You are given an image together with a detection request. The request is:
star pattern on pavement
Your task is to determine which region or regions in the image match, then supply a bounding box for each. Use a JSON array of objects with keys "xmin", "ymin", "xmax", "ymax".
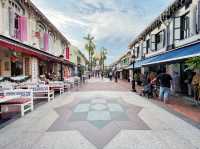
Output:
[{"xmin": 48, "ymin": 96, "xmax": 150, "ymax": 149}]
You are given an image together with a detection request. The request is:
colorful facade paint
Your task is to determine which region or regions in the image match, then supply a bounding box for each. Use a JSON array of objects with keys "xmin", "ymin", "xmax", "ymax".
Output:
[{"xmin": 0, "ymin": 0, "xmax": 82, "ymax": 81}]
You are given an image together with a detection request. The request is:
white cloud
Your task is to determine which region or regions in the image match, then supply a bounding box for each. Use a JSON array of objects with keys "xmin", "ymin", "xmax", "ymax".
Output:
[{"xmin": 32, "ymin": 0, "xmax": 174, "ymax": 64}]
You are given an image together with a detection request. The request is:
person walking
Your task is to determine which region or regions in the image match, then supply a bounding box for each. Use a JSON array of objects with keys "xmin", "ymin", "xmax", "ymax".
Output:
[
  {"xmin": 114, "ymin": 71, "xmax": 118, "ymax": 83},
  {"xmin": 101, "ymin": 71, "xmax": 104, "ymax": 80},
  {"xmin": 192, "ymin": 71, "xmax": 200, "ymax": 104},
  {"xmin": 153, "ymin": 71, "xmax": 172, "ymax": 104},
  {"xmin": 109, "ymin": 71, "xmax": 112, "ymax": 81}
]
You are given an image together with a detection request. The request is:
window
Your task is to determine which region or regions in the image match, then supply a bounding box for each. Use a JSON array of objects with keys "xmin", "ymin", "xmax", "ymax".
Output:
[
  {"xmin": 8, "ymin": 0, "xmax": 25, "ymax": 40},
  {"xmin": 9, "ymin": 0, "xmax": 25, "ymax": 15},
  {"xmin": 146, "ymin": 39, "xmax": 150, "ymax": 54},
  {"xmin": 136, "ymin": 47, "xmax": 139, "ymax": 58},
  {"xmin": 11, "ymin": 58, "xmax": 23, "ymax": 76},
  {"xmin": 36, "ymin": 23, "xmax": 46, "ymax": 49},
  {"xmin": 180, "ymin": 13, "xmax": 190, "ymax": 40},
  {"xmin": 174, "ymin": 13, "xmax": 190, "ymax": 41},
  {"xmin": 4, "ymin": 62, "xmax": 10, "ymax": 71},
  {"xmin": 153, "ymin": 30, "xmax": 165, "ymax": 51}
]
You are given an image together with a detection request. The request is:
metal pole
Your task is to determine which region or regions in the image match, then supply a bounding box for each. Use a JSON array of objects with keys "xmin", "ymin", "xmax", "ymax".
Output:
[
  {"xmin": 61, "ymin": 63, "xmax": 63, "ymax": 81},
  {"xmin": 132, "ymin": 61, "xmax": 136, "ymax": 92}
]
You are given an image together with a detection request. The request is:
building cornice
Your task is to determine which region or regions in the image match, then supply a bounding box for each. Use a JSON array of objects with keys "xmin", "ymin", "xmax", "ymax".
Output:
[{"xmin": 129, "ymin": 0, "xmax": 192, "ymax": 49}]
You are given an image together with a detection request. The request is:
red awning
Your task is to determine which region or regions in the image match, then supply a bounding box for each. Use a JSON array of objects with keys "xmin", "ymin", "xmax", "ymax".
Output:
[
  {"xmin": 0, "ymin": 36, "xmax": 74, "ymax": 66},
  {"xmin": 0, "ymin": 38, "xmax": 61, "ymax": 62}
]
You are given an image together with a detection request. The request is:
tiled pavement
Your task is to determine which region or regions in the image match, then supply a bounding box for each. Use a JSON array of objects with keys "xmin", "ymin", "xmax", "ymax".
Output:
[
  {"xmin": 134, "ymin": 83, "xmax": 200, "ymax": 125},
  {"xmin": 0, "ymin": 78, "xmax": 200, "ymax": 149}
]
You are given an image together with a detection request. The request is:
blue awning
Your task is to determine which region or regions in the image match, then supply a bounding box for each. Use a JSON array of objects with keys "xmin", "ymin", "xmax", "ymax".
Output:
[
  {"xmin": 134, "ymin": 56, "xmax": 158, "ymax": 68},
  {"xmin": 144, "ymin": 42, "xmax": 200, "ymax": 66}
]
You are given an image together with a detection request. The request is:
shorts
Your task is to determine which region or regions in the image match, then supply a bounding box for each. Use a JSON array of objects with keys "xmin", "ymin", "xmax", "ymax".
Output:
[{"xmin": 159, "ymin": 87, "xmax": 170, "ymax": 102}]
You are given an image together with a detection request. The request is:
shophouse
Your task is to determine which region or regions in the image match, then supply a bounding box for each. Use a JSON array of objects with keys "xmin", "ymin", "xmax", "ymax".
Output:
[
  {"xmin": 112, "ymin": 51, "xmax": 132, "ymax": 81},
  {"xmin": 69, "ymin": 45, "xmax": 88, "ymax": 76},
  {"xmin": 128, "ymin": 0, "xmax": 200, "ymax": 95},
  {"xmin": 0, "ymin": 0, "xmax": 74, "ymax": 82}
]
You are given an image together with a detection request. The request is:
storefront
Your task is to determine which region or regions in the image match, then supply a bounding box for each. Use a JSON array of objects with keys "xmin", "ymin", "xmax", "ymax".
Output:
[
  {"xmin": 122, "ymin": 68, "xmax": 129, "ymax": 81},
  {"xmin": 0, "ymin": 35, "xmax": 71, "ymax": 82},
  {"xmin": 0, "ymin": 48, "xmax": 31, "ymax": 77},
  {"xmin": 140, "ymin": 41, "xmax": 200, "ymax": 96}
]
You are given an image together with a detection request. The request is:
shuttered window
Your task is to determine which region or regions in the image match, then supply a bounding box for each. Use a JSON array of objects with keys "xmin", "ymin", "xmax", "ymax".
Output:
[
  {"xmin": 174, "ymin": 17, "xmax": 181, "ymax": 41},
  {"xmin": 197, "ymin": 1, "xmax": 200, "ymax": 33},
  {"xmin": 146, "ymin": 39, "xmax": 150, "ymax": 54},
  {"xmin": 9, "ymin": 8, "xmax": 15, "ymax": 37},
  {"xmin": 180, "ymin": 13, "xmax": 190, "ymax": 39},
  {"xmin": 151, "ymin": 34, "xmax": 156, "ymax": 51}
]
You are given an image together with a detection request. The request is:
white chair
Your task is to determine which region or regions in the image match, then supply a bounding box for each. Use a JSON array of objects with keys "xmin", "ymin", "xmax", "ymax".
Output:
[
  {"xmin": 2, "ymin": 89, "xmax": 34, "ymax": 117},
  {"xmin": 49, "ymin": 81, "xmax": 64, "ymax": 95},
  {"xmin": 29, "ymin": 85, "xmax": 54, "ymax": 102}
]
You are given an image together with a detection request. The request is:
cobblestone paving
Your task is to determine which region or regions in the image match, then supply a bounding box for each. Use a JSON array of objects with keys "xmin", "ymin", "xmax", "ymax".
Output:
[{"xmin": 0, "ymin": 79, "xmax": 200, "ymax": 149}]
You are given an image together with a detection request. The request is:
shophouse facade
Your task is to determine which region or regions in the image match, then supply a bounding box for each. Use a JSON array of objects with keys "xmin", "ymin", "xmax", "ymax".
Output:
[
  {"xmin": 127, "ymin": 0, "xmax": 200, "ymax": 95},
  {"xmin": 112, "ymin": 51, "xmax": 132, "ymax": 81},
  {"xmin": 0, "ymin": 0, "xmax": 75, "ymax": 82},
  {"xmin": 69, "ymin": 45, "xmax": 88, "ymax": 76}
]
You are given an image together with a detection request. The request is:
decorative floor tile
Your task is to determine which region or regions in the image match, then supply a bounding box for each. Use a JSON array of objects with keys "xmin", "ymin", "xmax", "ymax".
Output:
[
  {"xmin": 74, "ymin": 104, "xmax": 90, "ymax": 113},
  {"xmin": 87, "ymin": 111, "xmax": 111, "ymax": 121},
  {"xmin": 108, "ymin": 104, "xmax": 124, "ymax": 112},
  {"xmin": 48, "ymin": 95, "xmax": 150, "ymax": 149},
  {"xmin": 91, "ymin": 104, "xmax": 107, "ymax": 111},
  {"xmin": 91, "ymin": 99, "xmax": 107, "ymax": 104}
]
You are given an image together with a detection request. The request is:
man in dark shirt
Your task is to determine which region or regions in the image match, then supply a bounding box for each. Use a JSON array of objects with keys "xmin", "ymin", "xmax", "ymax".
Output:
[{"xmin": 156, "ymin": 72, "xmax": 172, "ymax": 104}]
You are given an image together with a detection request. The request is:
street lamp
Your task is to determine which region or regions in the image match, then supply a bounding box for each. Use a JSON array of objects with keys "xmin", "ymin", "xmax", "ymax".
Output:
[
  {"xmin": 131, "ymin": 49, "xmax": 136, "ymax": 92},
  {"xmin": 59, "ymin": 55, "xmax": 64, "ymax": 81}
]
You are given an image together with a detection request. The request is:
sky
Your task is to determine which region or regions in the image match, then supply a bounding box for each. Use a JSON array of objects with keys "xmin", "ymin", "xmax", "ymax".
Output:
[{"xmin": 32, "ymin": 0, "xmax": 174, "ymax": 65}]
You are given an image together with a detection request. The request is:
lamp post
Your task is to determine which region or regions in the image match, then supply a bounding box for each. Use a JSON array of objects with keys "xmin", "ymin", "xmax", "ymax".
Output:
[
  {"xmin": 131, "ymin": 50, "xmax": 136, "ymax": 92},
  {"xmin": 59, "ymin": 55, "xmax": 64, "ymax": 81}
]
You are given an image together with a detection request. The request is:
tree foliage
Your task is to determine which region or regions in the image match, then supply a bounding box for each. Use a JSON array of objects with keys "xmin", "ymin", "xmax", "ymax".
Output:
[
  {"xmin": 186, "ymin": 56, "xmax": 200, "ymax": 70},
  {"xmin": 84, "ymin": 34, "xmax": 96, "ymax": 70}
]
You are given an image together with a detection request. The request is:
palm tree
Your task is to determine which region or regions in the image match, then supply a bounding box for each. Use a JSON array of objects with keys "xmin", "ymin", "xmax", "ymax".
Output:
[
  {"xmin": 100, "ymin": 47, "xmax": 108, "ymax": 72},
  {"xmin": 84, "ymin": 34, "xmax": 95, "ymax": 71}
]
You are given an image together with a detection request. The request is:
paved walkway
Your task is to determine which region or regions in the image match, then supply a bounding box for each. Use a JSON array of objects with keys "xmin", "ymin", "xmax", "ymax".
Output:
[{"xmin": 0, "ymin": 78, "xmax": 200, "ymax": 149}]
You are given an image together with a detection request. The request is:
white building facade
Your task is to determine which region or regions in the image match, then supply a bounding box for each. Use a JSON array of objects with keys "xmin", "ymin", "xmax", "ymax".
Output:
[{"xmin": 129, "ymin": 0, "xmax": 200, "ymax": 94}]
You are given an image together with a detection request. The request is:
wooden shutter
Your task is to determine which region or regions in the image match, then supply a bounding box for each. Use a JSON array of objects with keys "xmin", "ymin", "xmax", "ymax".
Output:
[
  {"xmin": 49, "ymin": 34, "xmax": 54, "ymax": 51},
  {"xmin": 66, "ymin": 47, "xmax": 70, "ymax": 60},
  {"xmin": 162, "ymin": 30, "xmax": 166, "ymax": 48},
  {"xmin": 169, "ymin": 20, "xmax": 174, "ymax": 45},
  {"xmin": 43, "ymin": 32, "xmax": 49, "ymax": 51},
  {"xmin": 143, "ymin": 41, "xmax": 147, "ymax": 54},
  {"xmin": 9, "ymin": 8, "xmax": 15, "ymax": 37},
  {"xmin": 18, "ymin": 16, "xmax": 28, "ymax": 41},
  {"xmin": 151, "ymin": 34, "xmax": 156, "ymax": 51},
  {"xmin": 197, "ymin": 1, "xmax": 200, "ymax": 33},
  {"xmin": 174, "ymin": 17, "xmax": 181, "ymax": 41},
  {"xmin": 39, "ymin": 33, "xmax": 44, "ymax": 49}
]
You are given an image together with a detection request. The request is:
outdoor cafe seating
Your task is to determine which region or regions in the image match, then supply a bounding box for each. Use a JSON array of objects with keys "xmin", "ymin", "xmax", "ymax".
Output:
[
  {"xmin": 0, "ymin": 89, "xmax": 34, "ymax": 117},
  {"xmin": 49, "ymin": 81, "xmax": 64, "ymax": 95},
  {"xmin": 28, "ymin": 85, "xmax": 54, "ymax": 102}
]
